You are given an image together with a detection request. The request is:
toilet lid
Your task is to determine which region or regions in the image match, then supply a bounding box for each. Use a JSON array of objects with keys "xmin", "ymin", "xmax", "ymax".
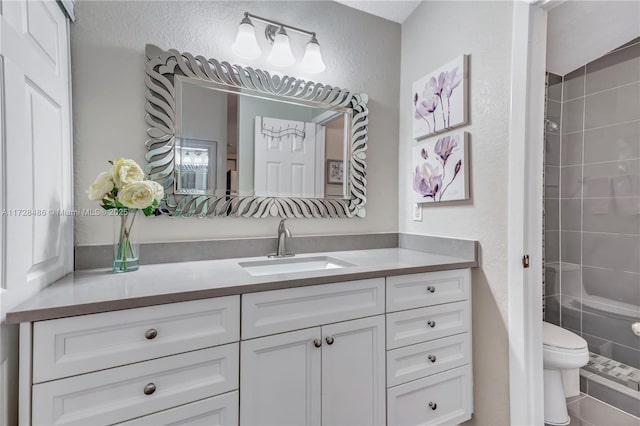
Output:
[{"xmin": 543, "ymin": 322, "xmax": 587, "ymax": 350}]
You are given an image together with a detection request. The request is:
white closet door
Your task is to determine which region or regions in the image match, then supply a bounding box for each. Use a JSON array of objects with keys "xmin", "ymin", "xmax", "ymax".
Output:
[
  {"xmin": 0, "ymin": 0, "xmax": 73, "ymax": 315},
  {"xmin": 254, "ymin": 116, "xmax": 317, "ymax": 198}
]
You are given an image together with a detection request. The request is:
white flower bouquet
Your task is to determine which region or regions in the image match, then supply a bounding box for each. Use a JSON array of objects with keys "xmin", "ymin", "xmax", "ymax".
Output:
[{"xmin": 87, "ymin": 158, "xmax": 164, "ymax": 272}]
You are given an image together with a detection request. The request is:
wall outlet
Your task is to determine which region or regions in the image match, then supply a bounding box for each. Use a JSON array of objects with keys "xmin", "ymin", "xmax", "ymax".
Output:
[{"xmin": 413, "ymin": 204, "xmax": 423, "ymax": 221}]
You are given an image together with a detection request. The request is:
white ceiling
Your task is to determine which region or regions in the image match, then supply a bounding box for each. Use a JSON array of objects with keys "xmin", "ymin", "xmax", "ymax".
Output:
[
  {"xmin": 333, "ymin": 0, "xmax": 421, "ymax": 24},
  {"xmin": 547, "ymin": 1, "xmax": 640, "ymax": 75}
]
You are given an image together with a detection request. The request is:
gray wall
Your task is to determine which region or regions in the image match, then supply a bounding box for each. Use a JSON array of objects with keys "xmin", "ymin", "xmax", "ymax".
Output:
[
  {"xmin": 72, "ymin": 1, "xmax": 400, "ymax": 245},
  {"xmin": 398, "ymin": 2, "xmax": 513, "ymax": 424},
  {"xmin": 544, "ymin": 38, "xmax": 640, "ymax": 369}
]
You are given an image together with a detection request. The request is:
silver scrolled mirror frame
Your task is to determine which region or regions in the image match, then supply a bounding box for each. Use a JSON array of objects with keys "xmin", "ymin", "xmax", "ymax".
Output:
[{"xmin": 143, "ymin": 44, "xmax": 368, "ymax": 218}]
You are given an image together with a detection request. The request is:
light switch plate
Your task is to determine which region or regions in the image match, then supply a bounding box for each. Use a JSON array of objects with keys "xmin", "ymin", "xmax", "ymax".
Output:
[{"xmin": 413, "ymin": 204, "xmax": 423, "ymax": 221}]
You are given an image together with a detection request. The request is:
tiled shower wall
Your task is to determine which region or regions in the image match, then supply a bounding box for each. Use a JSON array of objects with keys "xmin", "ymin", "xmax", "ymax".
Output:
[{"xmin": 544, "ymin": 39, "xmax": 640, "ymax": 371}]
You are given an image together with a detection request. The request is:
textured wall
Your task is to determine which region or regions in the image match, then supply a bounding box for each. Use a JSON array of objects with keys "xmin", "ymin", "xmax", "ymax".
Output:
[
  {"xmin": 72, "ymin": 1, "xmax": 400, "ymax": 245},
  {"xmin": 399, "ymin": 2, "xmax": 513, "ymax": 424}
]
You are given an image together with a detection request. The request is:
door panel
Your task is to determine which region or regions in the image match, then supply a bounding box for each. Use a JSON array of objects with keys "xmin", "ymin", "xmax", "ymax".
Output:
[
  {"xmin": 321, "ymin": 316, "xmax": 386, "ymax": 426},
  {"xmin": 240, "ymin": 327, "xmax": 321, "ymax": 426}
]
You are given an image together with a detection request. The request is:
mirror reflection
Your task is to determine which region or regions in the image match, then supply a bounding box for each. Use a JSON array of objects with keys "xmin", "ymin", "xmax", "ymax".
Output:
[{"xmin": 175, "ymin": 76, "xmax": 352, "ymax": 200}]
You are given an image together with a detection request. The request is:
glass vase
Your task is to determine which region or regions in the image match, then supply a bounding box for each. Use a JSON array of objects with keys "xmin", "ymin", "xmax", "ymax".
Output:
[{"xmin": 113, "ymin": 210, "xmax": 139, "ymax": 273}]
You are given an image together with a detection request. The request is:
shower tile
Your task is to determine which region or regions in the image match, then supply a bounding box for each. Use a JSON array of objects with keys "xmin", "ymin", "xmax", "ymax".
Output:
[
  {"xmin": 545, "ymin": 262, "xmax": 561, "ymax": 295},
  {"xmin": 560, "ymin": 294, "xmax": 582, "ymax": 332},
  {"xmin": 545, "ymin": 230, "xmax": 559, "ymax": 262},
  {"xmin": 563, "ymin": 98, "xmax": 585, "ymax": 134},
  {"xmin": 586, "ymin": 42, "xmax": 640, "ymax": 95},
  {"xmin": 586, "ymin": 378, "xmax": 640, "ymax": 419},
  {"xmin": 545, "ymin": 166, "xmax": 560, "ymax": 198},
  {"xmin": 561, "ymin": 231, "xmax": 582, "ymax": 264},
  {"xmin": 547, "ymin": 100, "xmax": 562, "ymax": 127},
  {"xmin": 582, "ymin": 266, "xmax": 640, "ymax": 309},
  {"xmin": 585, "ymin": 82, "xmax": 640, "ymax": 130},
  {"xmin": 548, "ymin": 73, "xmax": 563, "ymax": 102},
  {"xmin": 545, "ymin": 198, "xmax": 559, "ymax": 230},
  {"xmin": 582, "ymin": 232, "xmax": 640, "ymax": 273},
  {"xmin": 583, "ymin": 310, "xmax": 639, "ymax": 349},
  {"xmin": 583, "ymin": 159, "xmax": 640, "ymax": 198},
  {"xmin": 562, "ymin": 132, "xmax": 584, "ymax": 166},
  {"xmin": 544, "ymin": 295, "xmax": 560, "ymax": 325},
  {"xmin": 583, "ymin": 198, "xmax": 640, "ymax": 235},
  {"xmin": 564, "ymin": 66, "xmax": 586, "ymax": 101},
  {"xmin": 562, "ymin": 166, "xmax": 583, "ymax": 198},
  {"xmin": 561, "ymin": 198, "xmax": 582, "ymax": 231},
  {"xmin": 546, "ymin": 132, "xmax": 561, "ymax": 166},
  {"xmin": 583, "ymin": 121, "xmax": 640, "ymax": 165},
  {"xmin": 561, "ymin": 264, "xmax": 583, "ymax": 298}
]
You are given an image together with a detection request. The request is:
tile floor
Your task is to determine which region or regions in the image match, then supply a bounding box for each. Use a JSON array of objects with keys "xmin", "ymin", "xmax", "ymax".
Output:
[{"xmin": 556, "ymin": 394, "xmax": 640, "ymax": 426}]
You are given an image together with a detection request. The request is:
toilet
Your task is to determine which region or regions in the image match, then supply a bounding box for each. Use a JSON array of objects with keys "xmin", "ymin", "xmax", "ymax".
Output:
[{"xmin": 543, "ymin": 321, "xmax": 589, "ymax": 425}]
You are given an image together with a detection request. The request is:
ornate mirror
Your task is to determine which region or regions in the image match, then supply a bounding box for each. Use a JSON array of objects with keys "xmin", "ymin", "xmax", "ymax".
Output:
[{"xmin": 144, "ymin": 44, "xmax": 368, "ymax": 218}]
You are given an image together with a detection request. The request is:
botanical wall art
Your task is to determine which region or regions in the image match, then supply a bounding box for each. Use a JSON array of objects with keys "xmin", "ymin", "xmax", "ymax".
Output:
[
  {"xmin": 412, "ymin": 55, "xmax": 468, "ymax": 139},
  {"xmin": 412, "ymin": 131, "xmax": 469, "ymax": 203}
]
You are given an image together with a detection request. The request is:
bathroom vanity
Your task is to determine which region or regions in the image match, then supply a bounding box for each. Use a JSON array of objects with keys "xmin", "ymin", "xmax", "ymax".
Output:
[{"xmin": 7, "ymin": 248, "xmax": 476, "ymax": 426}]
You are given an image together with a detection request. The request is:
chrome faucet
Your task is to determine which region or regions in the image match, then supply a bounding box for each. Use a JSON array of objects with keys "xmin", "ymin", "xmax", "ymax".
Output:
[{"xmin": 270, "ymin": 219, "xmax": 294, "ymax": 258}]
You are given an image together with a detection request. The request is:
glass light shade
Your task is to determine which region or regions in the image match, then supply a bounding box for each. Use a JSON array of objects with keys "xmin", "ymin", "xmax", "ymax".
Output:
[
  {"xmin": 268, "ymin": 29, "xmax": 295, "ymax": 67},
  {"xmin": 232, "ymin": 22, "xmax": 262, "ymax": 59},
  {"xmin": 301, "ymin": 39, "xmax": 326, "ymax": 74}
]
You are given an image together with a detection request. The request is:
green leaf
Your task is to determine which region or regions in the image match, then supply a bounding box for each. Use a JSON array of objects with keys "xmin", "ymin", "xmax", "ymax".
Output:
[{"xmin": 142, "ymin": 206, "xmax": 154, "ymax": 216}]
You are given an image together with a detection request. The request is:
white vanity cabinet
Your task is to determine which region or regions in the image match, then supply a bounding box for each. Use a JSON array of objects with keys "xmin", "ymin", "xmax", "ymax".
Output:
[
  {"xmin": 19, "ymin": 268, "xmax": 473, "ymax": 426},
  {"xmin": 240, "ymin": 279, "xmax": 386, "ymax": 426},
  {"xmin": 25, "ymin": 296, "xmax": 241, "ymax": 426},
  {"xmin": 385, "ymin": 269, "xmax": 473, "ymax": 426}
]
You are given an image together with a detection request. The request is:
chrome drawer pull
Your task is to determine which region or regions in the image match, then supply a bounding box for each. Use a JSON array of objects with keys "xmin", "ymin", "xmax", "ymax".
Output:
[
  {"xmin": 428, "ymin": 354, "xmax": 437, "ymax": 363},
  {"xmin": 144, "ymin": 329, "xmax": 158, "ymax": 340},
  {"xmin": 428, "ymin": 402, "xmax": 437, "ymax": 410},
  {"xmin": 325, "ymin": 336, "xmax": 335, "ymax": 345},
  {"xmin": 426, "ymin": 286, "xmax": 436, "ymax": 293},
  {"xmin": 427, "ymin": 320, "xmax": 436, "ymax": 328},
  {"xmin": 313, "ymin": 339, "xmax": 322, "ymax": 348},
  {"xmin": 143, "ymin": 383, "xmax": 156, "ymax": 395}
]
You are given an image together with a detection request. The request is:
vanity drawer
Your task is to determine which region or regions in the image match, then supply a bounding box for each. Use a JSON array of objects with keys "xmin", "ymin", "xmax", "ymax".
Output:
[
  {"xmin": 32, "ymin": 343, "xmax": 239, "ymax": 426},
  {"xmin": 386, "ymin": 301, "xmax": 469, "ymax": 349},
  {"xmin": 387, "ymin": 365, "xmax": 473, "ymax": 426},
  {"xmin": 33, "ymin": 296, "xmax": 240, "ymax": 383},
  {"xmin": 386, "ymin": 269, "xmax": 470, "ymax": 312},
  {"xmin": 242, "ymin": 278, "xmax": 384, "ymax": 339},
  {"xmin": 387, "ymin": 333, "xmax": 471, "ymax": 387},
  {"xmin": 117, "ymin": 391, "xmax": 238, "ymax": 425}
]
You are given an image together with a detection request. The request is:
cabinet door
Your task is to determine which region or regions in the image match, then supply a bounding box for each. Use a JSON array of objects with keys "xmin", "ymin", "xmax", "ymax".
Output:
[
  {"xmin": 321, "ymin": 316, "xmax": 386, "ymax": 426},
  {"xmin": 240, "ymin": 328, "xmax": 321, "ymax": 426}
]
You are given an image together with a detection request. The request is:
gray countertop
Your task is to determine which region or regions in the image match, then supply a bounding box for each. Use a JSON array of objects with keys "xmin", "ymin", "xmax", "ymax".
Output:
[{"xmin": 6, "ymin": 248, "xmax": 477, "ymax": 324}]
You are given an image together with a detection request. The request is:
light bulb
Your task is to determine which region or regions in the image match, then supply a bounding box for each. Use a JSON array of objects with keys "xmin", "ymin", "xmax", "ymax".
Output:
[
  {"xmin": 232, "ymin": 15, "xmax": 262, "ymax": 60},
  {"xmin": 301, "ymin": 35, "xmax": 326, "ymax": 74},
  {"xmin": 268, "ymin": 26, "xmax": 295, "ymax": 67}
]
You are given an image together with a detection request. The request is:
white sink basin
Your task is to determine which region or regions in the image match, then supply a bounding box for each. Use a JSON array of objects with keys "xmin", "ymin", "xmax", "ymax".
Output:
[{"xmin": 239, "ymin": 256, "xmax": 355, "ymax": 277}]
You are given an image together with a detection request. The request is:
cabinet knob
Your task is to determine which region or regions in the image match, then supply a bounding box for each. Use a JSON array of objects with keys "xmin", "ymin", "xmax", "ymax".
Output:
[
  {"xmin": 426, "ymin": 286, "xmax": 436, "ymax": 293},
  {"xmin": 325, "ymin": 336, "xmax": 335, "ymax": 345},
  {"xmin": 428, "ymin": 354, "xmax": 437, "ymax": 363},
  {"xmin": 427, "ymin": 320, "xmax": 436, "ymax": 328},
  {"xmin": 428, "ymin": 402, "xmax": 437, "ymax": 410},
  {"xmin": 143, "ymin": 383, "xmax": 156, "ymax": 395},
  {"xmin": 145, "ymin": 329, "xmax": 158, "ymax": 340},
  {"xmin": 313, "ymin": 339, "xmax": 322, "ymax": 348}
]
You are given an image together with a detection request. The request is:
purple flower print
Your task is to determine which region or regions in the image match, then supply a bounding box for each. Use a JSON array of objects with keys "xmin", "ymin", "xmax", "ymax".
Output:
[
  {"xmin": 443, "ymin": 67, "xmax": 462, "ymax": 127},
  {"xmin": 413, "ymin": 164, "xmax": 442, "ymax": 199},
  {"xmin": 439, "ymin": 159, "xmax": 463, "ymax": 201},
  {"xmin": 421, "ymin": 148, "xmax": 428, "ymax": 159},
  {"xmin": 429, "ymin": 73, "xmax": 445, "ymax": 97},
  {"xmin": 415, "ymin": 95, "xmax": 439, "ymax": 132},
  {"xmin": 434, "ymin": 135, "xmax": 459, "ymax": 163}
]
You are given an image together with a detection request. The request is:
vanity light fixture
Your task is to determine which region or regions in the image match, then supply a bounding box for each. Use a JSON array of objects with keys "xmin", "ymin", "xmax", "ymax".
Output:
[{"xmin": 232, "ymin": 12, "xmax": 326, "ymax": 73}]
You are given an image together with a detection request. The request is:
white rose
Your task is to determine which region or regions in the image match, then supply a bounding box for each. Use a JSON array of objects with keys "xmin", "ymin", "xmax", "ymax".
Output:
[
  {"xmin": 151, "ymin": 181, "xmax": 164, "ymax": 203},
  {"xmin": 117, "ymin": 181, "xmax": 160, "ymax": 209},
  {"xmin": 87, "ymin": 171, "xmax": 114, "ymax": 200},
  {"xmin": 110, "ymin": 157, "xmax": 145, "ymax": 188}
]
